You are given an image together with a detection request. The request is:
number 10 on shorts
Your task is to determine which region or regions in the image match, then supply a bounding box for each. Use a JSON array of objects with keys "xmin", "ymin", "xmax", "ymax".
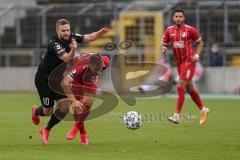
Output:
[{"xmin": 43, "ymin": 97, "xmax": 50, "ymax": 106}]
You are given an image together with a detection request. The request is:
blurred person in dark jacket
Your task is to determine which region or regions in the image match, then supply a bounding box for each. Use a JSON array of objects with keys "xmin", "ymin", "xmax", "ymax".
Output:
[{"xmin": 209, "ymin": 43, "xmax": 224, "ymax": 67}]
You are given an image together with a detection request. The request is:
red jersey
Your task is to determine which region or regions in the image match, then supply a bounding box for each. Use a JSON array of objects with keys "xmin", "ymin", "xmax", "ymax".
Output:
[
  {"xmin": 162, "ymin": 24, "xmax": 201, "ymax": 66},
  {"xmin": 67, "ymin": 53, "xmax": 110, "ymax": 99}
]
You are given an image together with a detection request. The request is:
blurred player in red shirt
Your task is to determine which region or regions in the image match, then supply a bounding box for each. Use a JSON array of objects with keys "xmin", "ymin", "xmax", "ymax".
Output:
[
  {"xmin": 63, "ymin": 53, "xmax": 110, "ymax": 145},
  {"xmin": 162, "ymin": 9, "xmax": 209, "ymax": 124}
]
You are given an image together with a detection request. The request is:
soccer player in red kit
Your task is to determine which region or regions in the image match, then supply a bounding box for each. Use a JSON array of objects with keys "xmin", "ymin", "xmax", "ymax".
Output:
[
  {"xmin": 161, "ymin": 9, "xmax": 209, "ymax": 124},
  {"xmin": 61, "ymin": 53, "xmax": 110, "ymax": 145}
]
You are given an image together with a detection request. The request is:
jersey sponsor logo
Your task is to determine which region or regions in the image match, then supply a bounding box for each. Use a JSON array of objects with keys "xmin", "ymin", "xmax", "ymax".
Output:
[
  {"xmin": 57, "ymin": 49, "xmax": 65, "ymax": 55},
  {"xmin": 54, "ymin": 43, "xmax": 64, "ymax": 52},
  {"xmin": 173, "ymin": 40, "xmax": 184, "ymax": 48},
  {"xmin": 54, "ymin": 43, "xmax": 65, "ymax": 55},
  {"xmin": 55, "ymin": 44, "xmax": 61, "ymax": 50}
]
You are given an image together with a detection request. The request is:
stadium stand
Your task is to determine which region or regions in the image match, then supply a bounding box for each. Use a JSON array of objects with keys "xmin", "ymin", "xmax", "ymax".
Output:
[
  {"xmin": 0, "ymin": 0, "xmax": 240, "ymax": 66},
  {"xmin": 0, "ymin": 1, "xmax": 126, "ymax": 51}
]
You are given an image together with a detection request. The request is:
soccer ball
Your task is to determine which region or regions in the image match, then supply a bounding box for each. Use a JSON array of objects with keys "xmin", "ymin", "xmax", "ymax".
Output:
[{"xmin": 123, "ymin": 111, "xmax": 142, "ymax": 130}]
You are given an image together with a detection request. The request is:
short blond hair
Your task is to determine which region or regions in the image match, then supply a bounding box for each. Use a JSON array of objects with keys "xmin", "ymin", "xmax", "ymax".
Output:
[{"xmin": 56, "ymin": 19, "xmax": 70, "ymax": 28}]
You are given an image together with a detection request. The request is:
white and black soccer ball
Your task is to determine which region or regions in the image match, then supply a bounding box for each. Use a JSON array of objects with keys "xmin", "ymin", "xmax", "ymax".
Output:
[{"xmin": 123, "ymin": 111, "xmax": 142, "ymax": 130}]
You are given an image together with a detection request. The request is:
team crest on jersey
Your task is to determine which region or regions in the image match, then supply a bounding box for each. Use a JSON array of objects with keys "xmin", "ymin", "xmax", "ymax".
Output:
[
  {"xmin": 181, "ymin": 32, "xmax": 186, "ymax": 38},
  {"xmin": 70, "ymin": 69, "xmax": 77, "ymax": 77}
]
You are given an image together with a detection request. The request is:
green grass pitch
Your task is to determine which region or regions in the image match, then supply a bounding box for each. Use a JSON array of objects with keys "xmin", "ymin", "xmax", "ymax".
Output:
[{"xmin": 0, "ymin": 93, "xmax": 239, "ymax": 160}]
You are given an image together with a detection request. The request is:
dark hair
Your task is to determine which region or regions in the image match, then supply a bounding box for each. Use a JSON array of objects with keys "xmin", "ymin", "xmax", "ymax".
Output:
[
  {"xmin": 89, "ymin": 54, "xmax": 103, "ymax": 68},
  {"xmin": 56, "ymin": 19, "xmax": 70, "ymax": 28},
  {"xmin": 172, "ymin": 9, "xmax": 185, "ymax": 17}
]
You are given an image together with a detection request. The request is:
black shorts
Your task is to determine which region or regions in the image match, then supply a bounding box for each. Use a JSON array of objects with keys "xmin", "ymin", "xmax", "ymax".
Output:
[{"xmin": 35, "ymin": 77, "xmax": 67, "ymax": 108}]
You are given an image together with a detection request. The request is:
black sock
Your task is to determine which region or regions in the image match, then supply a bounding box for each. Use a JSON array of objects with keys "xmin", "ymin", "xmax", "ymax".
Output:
[
  {"xmin": 46, "ymin": 109, "xmax": 67, "ymax": 131},
  {"xmin": 35, "ymin": 107, "xmax": 45, "ymax": 116}
]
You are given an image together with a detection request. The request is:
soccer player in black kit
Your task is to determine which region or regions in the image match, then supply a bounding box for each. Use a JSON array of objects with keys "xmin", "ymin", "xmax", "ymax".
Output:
[{"xmin": 32, "ymin": 19, "xmax": 109, "ymax": 145}]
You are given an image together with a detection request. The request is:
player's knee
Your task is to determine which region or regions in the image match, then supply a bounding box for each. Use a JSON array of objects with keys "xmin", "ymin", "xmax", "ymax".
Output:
[{"xmin": 177, "ymin": 84, "xmax": 186, "ymax": 89}]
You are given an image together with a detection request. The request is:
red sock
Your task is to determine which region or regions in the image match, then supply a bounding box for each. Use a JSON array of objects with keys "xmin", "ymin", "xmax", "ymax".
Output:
[
  {"xmin": 188, "ymin": 88, "xmax": 204, "ymax": 110},
  {"xmin": 176, "ymin": 86, "xmax": 185, "ymax": 113},
  {"xmin": 72, "ymin": 106, "xmax": 84, "ymax": 122},
  {"xmin": 78, "ymin": 121, "xmax": 86, "ymax": 135},
  {"xmin": 74, "ymin": 122, "xmax": 78, "ymax": 128}
]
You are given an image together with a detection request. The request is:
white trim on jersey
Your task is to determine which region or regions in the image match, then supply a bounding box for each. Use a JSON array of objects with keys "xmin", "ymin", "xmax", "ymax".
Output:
[
  {"xmin": 195, "ymin": 37, "xmax": 202, "ymax": 42},
  {"xmin": 167, "ymin": 26, "xmax": 174, "ymax": 29},
  {"xmin": 184, "ymin": 24, "xmax": 192, "ymax": 28},
  {"xmin": 173, "ymin": 27, "xmax": 179, "ymax": 65},
  {"xmin": 67, "ymin": 74, "xmax": 74, "ymax": 81},
  {"xmin": 180, "ymin": 29, "xmax": 184, "ymax": 63}
]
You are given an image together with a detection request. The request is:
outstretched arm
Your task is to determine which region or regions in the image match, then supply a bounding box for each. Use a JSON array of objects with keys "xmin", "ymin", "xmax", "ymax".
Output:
[{"xmin": 84, "ymin": 27, "xmax": 110, "ymax": 43}]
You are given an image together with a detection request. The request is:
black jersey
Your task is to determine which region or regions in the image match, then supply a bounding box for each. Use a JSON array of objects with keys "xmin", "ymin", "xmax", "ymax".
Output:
[{"xmin": 36, "ymin": 33, "xmax": 84, "ymax": 81}]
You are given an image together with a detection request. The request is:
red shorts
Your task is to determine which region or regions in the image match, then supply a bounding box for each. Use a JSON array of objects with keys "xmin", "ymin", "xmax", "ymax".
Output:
[{"xmin": 177, "ymin": 62, "xmax": 195, "ymax": 81}]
